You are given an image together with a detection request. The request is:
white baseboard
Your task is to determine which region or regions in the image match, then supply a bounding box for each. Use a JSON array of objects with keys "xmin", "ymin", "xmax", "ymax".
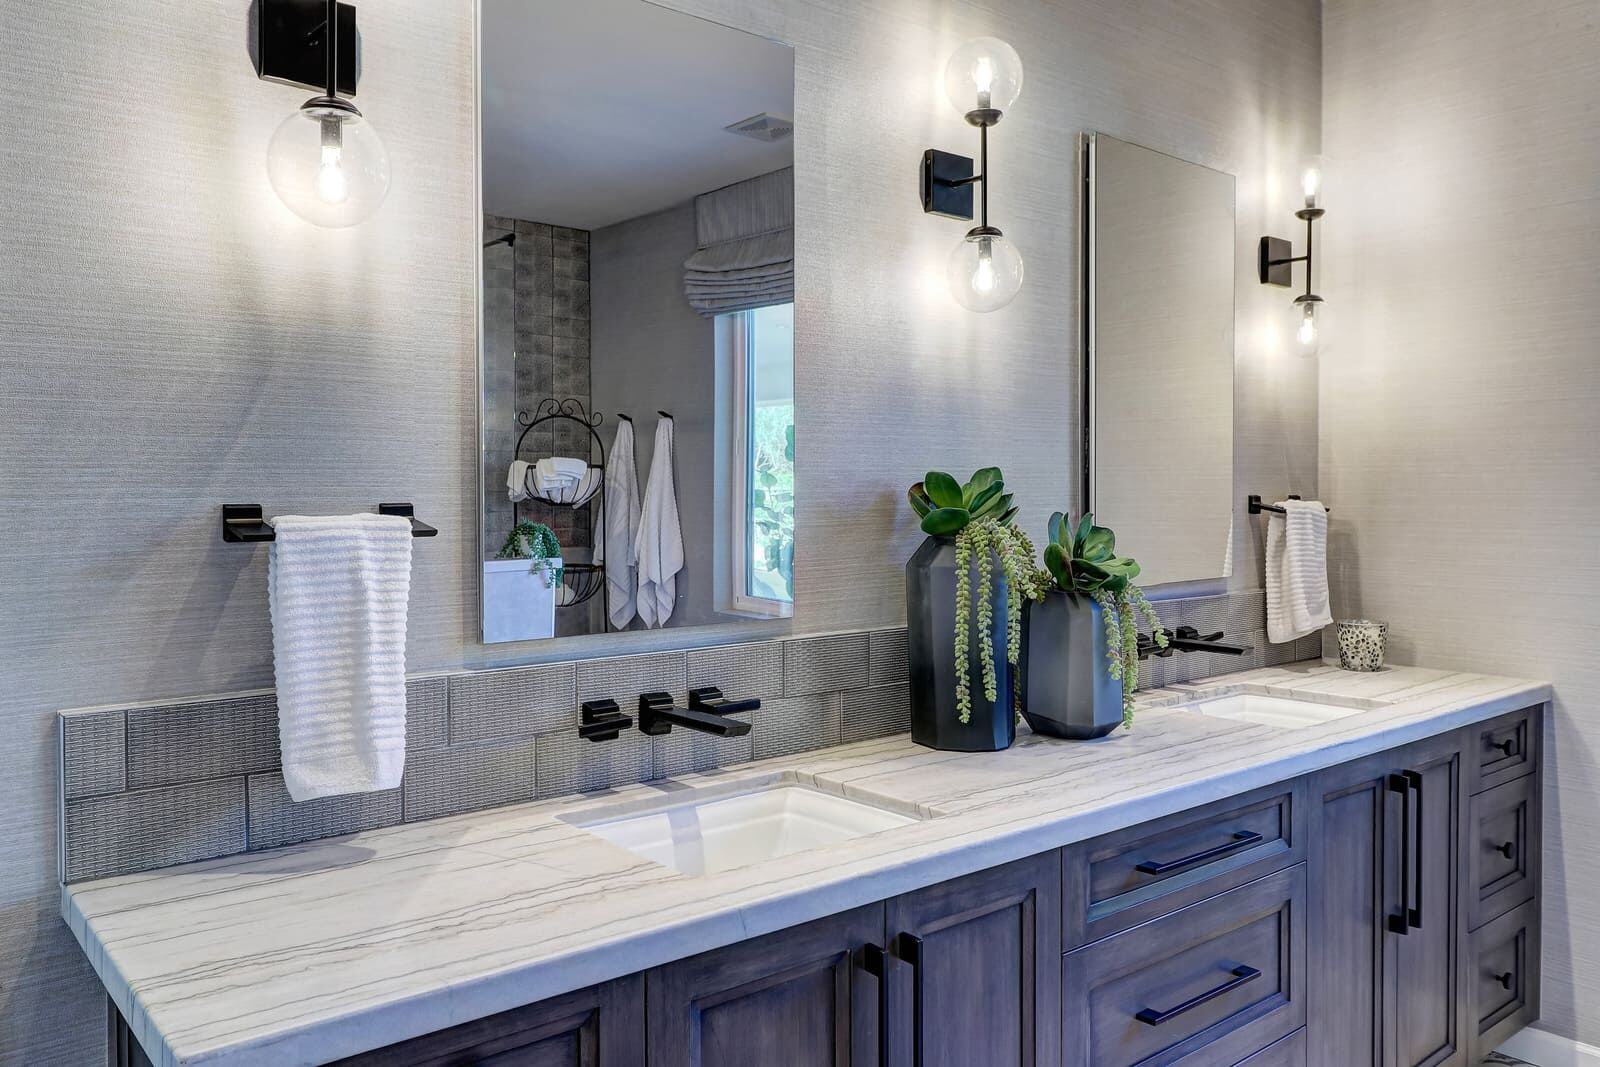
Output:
[{"xmin": 1499, "ymin": 1027, "xmax": 1600, "ymax": 1066}]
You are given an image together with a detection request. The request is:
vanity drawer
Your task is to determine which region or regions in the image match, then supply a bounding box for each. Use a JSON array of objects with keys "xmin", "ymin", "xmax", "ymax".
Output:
[
  {"xmin": 1063, "ymin": 780, "xmax": 1306, "ymax": 949},
  {"xmin": 1234, "ymin": 1027, "xmax": 1306, "ymax": 1067},
  {"xmin": 1469, "ymin": 900, "xmax": 1541, "ymax": 1062},
  {"xmin": 1467, "ymin": 706, "xmax": 1540, "ymax": 795},
  {"xmin": 1062, "ymin": 864, "xmax": 1306, "ymax": 1067},
  {"xmin": 1469, "ymin": 774, "xmax": 1539, "ymax": 930}
]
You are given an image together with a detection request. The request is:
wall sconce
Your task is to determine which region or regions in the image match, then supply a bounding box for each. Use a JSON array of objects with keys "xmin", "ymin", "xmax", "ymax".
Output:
[
  {"xmin": 1259, "ymin": 163, "xmax": 1325, "ymax": 347},
  {"xmin": 921, "ymin": 38, "xmax": 1025, "ymax": 313},
  {"xmin": 258, "ymin": 0, "xmax": 390, "ymax": 228}
]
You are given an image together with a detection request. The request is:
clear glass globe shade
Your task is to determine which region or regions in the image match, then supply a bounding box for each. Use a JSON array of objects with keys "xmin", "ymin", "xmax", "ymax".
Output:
[
  {"xmin": 947, "ymin": 232, "xmax": 1024, "ymax": 312},
  {"xmin": 267, "ymin": 106, "xmax": 390, "ymax": 228},
  {"xmin": 944, "ymin": 37, "xmax": 1024, "ymax": 116}
]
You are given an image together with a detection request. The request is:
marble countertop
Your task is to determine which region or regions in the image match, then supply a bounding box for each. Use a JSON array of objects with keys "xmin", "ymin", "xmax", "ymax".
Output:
[{"xmin": 63, "ymin": 661, "xmax": 1550, "ymax": 1067}]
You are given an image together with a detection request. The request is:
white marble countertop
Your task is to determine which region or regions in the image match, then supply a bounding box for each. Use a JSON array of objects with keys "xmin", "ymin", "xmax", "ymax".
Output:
[{"xmin": 63, "ymin": 661, "xmax": 1550, "ymax": 1067}]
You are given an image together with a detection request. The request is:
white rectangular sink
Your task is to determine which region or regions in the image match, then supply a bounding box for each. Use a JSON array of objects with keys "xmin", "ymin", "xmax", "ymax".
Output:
[
  {"xmin": 559, "ymin": 775, "xmax": 922, "ymax": 876},
  {"xmin": 1181, "ymin": 691, "xmax": 1371, "ymax": 730}
]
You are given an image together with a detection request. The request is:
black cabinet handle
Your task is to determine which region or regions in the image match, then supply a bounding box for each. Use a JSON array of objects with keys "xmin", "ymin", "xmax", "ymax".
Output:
[
  {"xmin": 862, "ymin": 943, "xmax": 889, "ymax": 1067},
  {"xmin": 1135, "ymin": 831, "xmax": 1264, "ymax": 875},
  {"xmin": 1496, "ymin": 971, "xmax": 1515, "ymax": 991},
  {"xmin": 1135, "ymin": 965, "xmax": 1262, "ymax": 1025},
  {"xmin": 898, "ymin": 933, "xmax": 925, "ymax": 1067},
  {"xmin": 1495, "ymin": 840, "xmax": 1517, "ymax": 860},
  {"xmin": 1489, "ymin": 736, "xmax": 1518, "ymax": 758},
  {"xmin": 1406, "ymin": 769, "xmax": 1424, "ymax": 930},
  {"xmin": 1387, "ymin": 774, "xmax": 1412, "ymax": 936}
]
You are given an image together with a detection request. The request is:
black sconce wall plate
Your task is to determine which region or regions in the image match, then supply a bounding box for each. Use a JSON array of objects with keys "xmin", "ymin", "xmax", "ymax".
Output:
[
  {"xmin": 921, "ymin": 149, "xmax": 976, "ymax": 221},
  {"xmin": 258, "ymin": 0, "xmax": 358, "ymax": 96},
  {"xmin": 1258, "ymin": 236, "xmax": 1295, "ymax": 287}
]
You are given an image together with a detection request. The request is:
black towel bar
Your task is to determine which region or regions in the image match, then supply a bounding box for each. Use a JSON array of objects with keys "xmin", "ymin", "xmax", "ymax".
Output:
[
  {"xmin": 222, "ymin": 503, "xmax": 438, "ymax": 543},
  {"xmin": 1247, "ymin": 494, "xmax": 1330, "ymax": 516}
]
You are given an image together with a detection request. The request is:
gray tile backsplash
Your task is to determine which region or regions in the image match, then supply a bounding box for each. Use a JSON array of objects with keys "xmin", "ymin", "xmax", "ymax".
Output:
[{"xmin": 59, "ymin": 589, "xmax": 1318, "ymax": 883}]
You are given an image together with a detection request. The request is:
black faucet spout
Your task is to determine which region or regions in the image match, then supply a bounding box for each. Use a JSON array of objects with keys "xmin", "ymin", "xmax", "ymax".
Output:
[{"xmin": 637, "ymin": 692, "xmax": 753, "ymax": 737}]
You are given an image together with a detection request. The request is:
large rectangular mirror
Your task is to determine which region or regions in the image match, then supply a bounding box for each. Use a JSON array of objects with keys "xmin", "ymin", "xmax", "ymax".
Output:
[
  {"xmin": 479, "ymin": 0, "xmax": 796, "ymax": 643},
  {"xmin": 1084, "ymin": 132, "xmax": 1235, "ymax": 587}
]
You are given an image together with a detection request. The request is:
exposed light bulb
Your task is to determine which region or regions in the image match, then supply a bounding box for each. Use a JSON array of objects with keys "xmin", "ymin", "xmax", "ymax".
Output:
[
  {"xmin": 973, "ymin": 56, "xmax": 995, "ymax": 109},
  {"xmin": 1296, "ymin": 303, "xmax": 1319, "ymax": 347},
  {"xmin": 316, "ymin": 144, "xmax": 349, "ymax": 204},
  {"xmin": 1301, "ymin": 166, "xmax": 1322, "ymax": 209},
  {"xmin": 943, "ymin": 38, "xmax": 1024, "ymax": 116},
  {"xmin": 973, "ymin": 238, "xmax": 997, "ymax": 293}
]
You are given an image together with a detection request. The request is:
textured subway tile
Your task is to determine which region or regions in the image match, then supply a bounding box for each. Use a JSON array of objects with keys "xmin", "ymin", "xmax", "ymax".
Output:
[
  {"xmin": 652, "ymin": 717, "xmax": 754, "ymax": 778},
  {"xmin": 784, "ymin": 633, "xmax": 869, "ymax": 697},
  {"xmin": 577, "ymin": 650, "xmax": 686, "ymax": 707},
  {"xmin": 1149, "ymin": 596, "xmax": 1188, "ymax": 630},
  {"xmin": 868, "ymin": 629, "xmax": 909, "ymax": 687},
  {"xmin": 686, "ymin": 642, "xmax": 784, "ymax": 701},
  {"xmin": 841, "ymin": 685, "xmax": 911, "ymax": 744},
  {"xmin": 407, "ymin": 676, "xmax": 449, "ymax": 751},
  {"xmin": 60, "ymin": 709, "xmax": 125, "ymax": 800},
  {"xmin": 247, "ymin": 774, "xmax": 402, "ymax": 851},
  {"xmin": 1295, "ymin": 631, "xmax": 1328, "ymax": 663},
  {"xmin": 1227, "ymin": 591, "xmax": 1268, "ymax": 639},
  {"xmin": 403, "ymin": 739, "xmax": 539, "ymax": 822},
  {"xmin": 63, "ymin": 779, "xmax": 246, "ymax": 883},
  {"xmin": 1184, "ymin": 594, "xmax": 1231, "ymax": 635},
  {"xmin": 755, "ymin": 694, "xmax": 843, "ymax": 760},
  {"xmin": 535, "ymin": 729, "xmax": 654, "ymax": 801},
  {"xmin": 448, "ymin": 663, "xmax": 575, "ymax": 743},
  {"xmin": 126, "ymin": 693, "xmax": 280, "ymax": 789}
]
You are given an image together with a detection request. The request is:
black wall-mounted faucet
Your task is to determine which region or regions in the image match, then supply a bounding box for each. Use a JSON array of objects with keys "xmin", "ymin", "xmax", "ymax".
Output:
[
  {"xmin": 1138, "ymin": 626, "xmax": 1253, "ymax": 660},
  {"xmin": 637, "ymin": 689, "xmax": 756, "ymax": 738}
]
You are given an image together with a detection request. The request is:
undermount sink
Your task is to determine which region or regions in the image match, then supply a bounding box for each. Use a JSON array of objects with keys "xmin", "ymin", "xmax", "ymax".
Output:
[
  {"xmin": 558, "ymin": 774, "xmax": 923, "ymax": 876},
  {"xmin": 1179, "ymin": 690, "xmax": 1373, "ymax": 730}
]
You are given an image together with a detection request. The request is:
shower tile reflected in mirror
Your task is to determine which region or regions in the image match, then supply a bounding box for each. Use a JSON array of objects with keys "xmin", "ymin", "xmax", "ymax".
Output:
[
  {"xmin": 479, "ymin": 0, "xmax": 795, "ymax": 644},
  {"xmin": 1084, "ymin": 133, "xmax": 1235, "ymax": 587}
]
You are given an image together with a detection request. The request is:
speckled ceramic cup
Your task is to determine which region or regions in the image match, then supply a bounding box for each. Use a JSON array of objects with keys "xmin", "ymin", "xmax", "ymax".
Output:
[{"xmin": 1336, "ymin": 619, "xmax": 1388, "ymax": 672}]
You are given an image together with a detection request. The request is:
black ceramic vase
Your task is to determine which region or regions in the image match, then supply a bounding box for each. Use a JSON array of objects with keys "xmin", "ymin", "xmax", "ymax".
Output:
[
  {"xmin": 905, "ymin": 535, "xmax": 1019, "ymax": 752},
  {"xmin": 1022, "ymin": 591, "xmax": 1124, "ymax": 740}
]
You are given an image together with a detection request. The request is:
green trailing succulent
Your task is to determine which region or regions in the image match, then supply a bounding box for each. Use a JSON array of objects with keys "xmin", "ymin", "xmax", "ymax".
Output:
[
  {"xmin": 1042, "ymin": 512, "xmax": 1166, "ymax": 728},
  {"xmin": 909, "ymin": 469, "xmax": 1046, "ymax": 723},
  {"xmin": 496, "ymin": 520, "xmax": 564, "ymax": 588}
]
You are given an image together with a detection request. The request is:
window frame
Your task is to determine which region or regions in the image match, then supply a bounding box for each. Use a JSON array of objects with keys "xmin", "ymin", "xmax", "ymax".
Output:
[{"xmin": 726, "ymin": 307, "xmax": 794, "ymax": 619}]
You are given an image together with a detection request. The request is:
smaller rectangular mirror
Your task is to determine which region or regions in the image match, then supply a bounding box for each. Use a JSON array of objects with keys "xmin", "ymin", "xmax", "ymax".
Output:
[{"xmin": 1084, "ymin": 133, "xmax": 1235, "ymax": 587}]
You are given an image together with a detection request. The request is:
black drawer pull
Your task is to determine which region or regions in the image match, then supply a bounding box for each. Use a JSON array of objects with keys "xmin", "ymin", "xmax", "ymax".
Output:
[
  {"xmin": 898, "ymin": 933, "xmax": 925, "ymax": 1067},
  {"xmin": 1387, "ymin": 774, "xmax": 1412, "ymax": 935},
  {"xmin": 1406, "ymin": 769, "xmax": 1424, "ymax": 930},
  {"xmin": 1495, "ymin": 971, "xmax": 1515, "ymax": 990},
  {"xmin": 1489, "ymin": 736, "xmax": 1518, "ymax": 758},
  {"xmin": 1136, "ymin": 831, "xmax": 1264, "ymax": 875},
  {"xmin": 861, "ymin": 943, "xmax": 890, "ymax": 1066},
  {"xmin": 1495, "ymin": 840, "xmax": 1517, "ymax": 860},
  {"xmin": 1135, "ymin": 964, "xmax": 1262, "ymax": 1025}
]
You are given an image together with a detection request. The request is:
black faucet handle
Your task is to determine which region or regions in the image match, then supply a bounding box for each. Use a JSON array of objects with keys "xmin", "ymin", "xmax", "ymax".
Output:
[
  {"xmin": 689, "ymin": 686, "xmax": 762, "ymax": 715},
  {"xmin": 1172, "ymin": 626, "xmax": 1226, "ymax": 643},
  {"xmin": 578, "ymin": 699, "xmax": 633, "ymax": 743}
]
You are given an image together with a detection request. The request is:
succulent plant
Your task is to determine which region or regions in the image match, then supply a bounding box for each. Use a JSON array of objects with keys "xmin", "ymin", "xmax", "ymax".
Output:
[
  {"xmin": 1042, "ymin": 512, "xmax": 1165, "ymax": 729},
  {"xmin": 907, "ymin": 467, "xmax": 1019, "ymax": 537},
  {"xmin": 907, "ymin": 469, "xmax": 1044, "ymax": 723}
]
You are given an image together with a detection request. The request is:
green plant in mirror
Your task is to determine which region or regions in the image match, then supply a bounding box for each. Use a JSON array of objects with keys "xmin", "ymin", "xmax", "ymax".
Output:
[
  {"xmin": 496, "ymin": 520, "xmax": 564, "ymax": 589},
  {"xmin": 1042, "ymin": 512, "xmax": 1165, "ymax": 728},
  {"xmin": 908, "ymin": 469, "xmax": 1045, "ymax": 723}
]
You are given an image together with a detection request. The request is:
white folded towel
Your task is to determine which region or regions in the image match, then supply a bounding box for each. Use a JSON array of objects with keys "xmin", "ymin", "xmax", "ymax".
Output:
[
  {"xmin": 595, "ymin": 420, "xmax": 640, "ymax": 629},
  {"xmin": 507, "ymin": 460, "xmax": 533, "ymax": 502},
  {"xmin": 634, "ymin": 417, "xmax": 684, "ymax": 628},
  {"xmin": 534, "ymin": 457, "xmax": 588, "ymax": 494},
  {"xmin": 1265, "ymin": 499, "xmax": 1332, "ymax": 644},
  {"xmin": 267, "ymin": 513, "xmax": 413, "ymax": 801}
]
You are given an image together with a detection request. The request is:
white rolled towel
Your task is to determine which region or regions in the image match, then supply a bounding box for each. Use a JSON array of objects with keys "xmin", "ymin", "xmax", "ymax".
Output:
[{"xmin": 268, "ymin": 513, "xmax": 412, "ymax": 801}]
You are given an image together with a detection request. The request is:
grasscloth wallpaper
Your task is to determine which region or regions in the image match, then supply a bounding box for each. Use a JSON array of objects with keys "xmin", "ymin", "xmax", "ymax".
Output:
[
  {"xmin": 1321, "ymin": 0, "xmax": 1600, "ymax": 1047},
  {"xmin": 0, "ymin": 0, "xmax": 1318, "ymax": 1058}
]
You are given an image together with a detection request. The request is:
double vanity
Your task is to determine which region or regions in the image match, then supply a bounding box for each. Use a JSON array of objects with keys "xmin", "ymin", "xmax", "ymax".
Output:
[{"xmin": 69, "ymin": 661, "xmax": 1546, "ymax": 1066}]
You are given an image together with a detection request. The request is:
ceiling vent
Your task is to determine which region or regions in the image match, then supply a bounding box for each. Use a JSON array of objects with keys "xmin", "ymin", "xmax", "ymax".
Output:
[{"xmin": 725, "ymin": 113, "xmax": 794, "ymax": 143}]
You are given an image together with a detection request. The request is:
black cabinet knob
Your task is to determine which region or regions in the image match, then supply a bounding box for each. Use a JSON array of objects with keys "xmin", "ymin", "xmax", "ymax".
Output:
[
  {"xmin": 1495, "ymin": 971, "xmax": 1515, "ymax": 990},
  {"xmin": 1495, "ymin": 840, "xmax": 1517, "ymax": 860},
  {"xmin": 1489, "ymin": 736, "xmax": 1518, "ymax": 758}
]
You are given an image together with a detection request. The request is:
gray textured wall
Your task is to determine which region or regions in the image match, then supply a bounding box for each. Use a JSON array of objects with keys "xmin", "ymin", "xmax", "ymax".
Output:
[
  {"xmin": 1320, "ymin": 0, "xmax": 1600, "ymax": 1046},
  {"xmin": 0, "ymin": 0, "xmax": 1319, "ymax": 1058}
]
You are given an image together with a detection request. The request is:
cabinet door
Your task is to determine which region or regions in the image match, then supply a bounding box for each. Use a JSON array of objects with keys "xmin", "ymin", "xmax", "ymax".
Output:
[
  {"xmin": 884, "ymin": 852, "xmax": 1061, "ymax": 1067},
  {"xmin": 646, "ymin": 903, "xmax": 886, "ymax": 1067},
  {"xmin": 1389, "ymin": 744, "xmax": 1467, "ymax": 1067},
  {"xmin": 325, "ymin": 975, "xmax": 645, "ymax": 1066}
]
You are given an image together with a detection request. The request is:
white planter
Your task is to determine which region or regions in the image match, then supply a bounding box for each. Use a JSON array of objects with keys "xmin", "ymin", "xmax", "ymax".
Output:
[{"xmin": 483, "ymin": 556, "xmax": 562, "ymax": 643}]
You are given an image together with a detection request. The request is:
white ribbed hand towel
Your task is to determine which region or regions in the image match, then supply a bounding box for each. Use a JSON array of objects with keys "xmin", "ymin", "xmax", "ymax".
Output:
[
  {"xmin": 267, "ymin": 513, "xmax": 413, "ymax": 801},
  {"xmin": 634, "ymin": 417, "xmax": 684, "ymax": 629},
  {"xmin": 596, "ymin": 419, "xmax": 640, "ymax": 629},
  {"xmin": 1265, "ymin": 499, "xmax": 1332, "ymax": 644}
]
